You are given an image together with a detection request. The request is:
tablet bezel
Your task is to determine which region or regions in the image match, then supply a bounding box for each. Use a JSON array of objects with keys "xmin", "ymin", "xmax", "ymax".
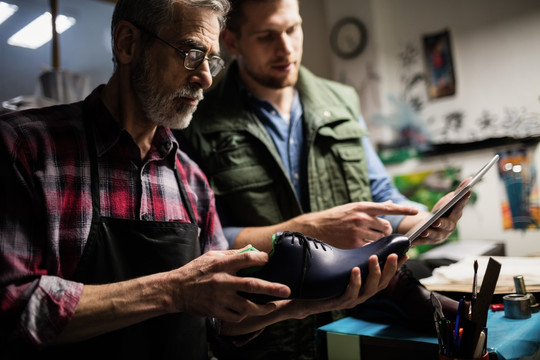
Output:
[{"xmin": 404, "ymin": 154, "xmax": 500, "ymax": 241}]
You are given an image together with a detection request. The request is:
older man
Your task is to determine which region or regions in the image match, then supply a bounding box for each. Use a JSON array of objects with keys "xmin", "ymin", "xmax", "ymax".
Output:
[{"xmin": 0, "ymin": 0, "xmax": 402, "ymax": 358}]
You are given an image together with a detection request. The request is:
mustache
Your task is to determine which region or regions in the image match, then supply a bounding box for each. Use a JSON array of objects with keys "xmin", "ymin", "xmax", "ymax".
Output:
[
  {"xmin": 271, "ymin": 56, "xmax": 296, "ymax": 64},
  {"xmin": 174, "ymin": 86, "xmax": 204, "ymax": 101}
]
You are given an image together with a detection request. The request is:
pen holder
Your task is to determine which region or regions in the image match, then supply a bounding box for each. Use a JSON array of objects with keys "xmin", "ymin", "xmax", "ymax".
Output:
[{"xmin": 439, "ymin": 351, "xmax": 489, "ymax": 360}]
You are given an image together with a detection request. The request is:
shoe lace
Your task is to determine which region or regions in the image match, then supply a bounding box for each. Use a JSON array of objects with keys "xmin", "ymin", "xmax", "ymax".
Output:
[
  {"xmin": 280, "ymin": 231, "xmax": 328, "ymax": 297},
  {"xmin": 280, "ymin": 231, "xmax": 328, "ymax": 253}
]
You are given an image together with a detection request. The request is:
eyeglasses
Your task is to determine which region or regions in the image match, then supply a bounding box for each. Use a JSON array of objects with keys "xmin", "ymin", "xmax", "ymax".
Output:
[{"xmin": 132, "ymin": 22, "xmax": 225, "ymax": 77}]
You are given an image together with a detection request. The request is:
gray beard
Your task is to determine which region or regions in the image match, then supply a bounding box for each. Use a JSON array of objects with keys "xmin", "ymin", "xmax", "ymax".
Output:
[
  {"xmin": 132, "ymin": 50, "xmax": 203, "ymax": 129},
  {"xmin": 142, "ymin": 87, "xmax": 203, "ymax": 130}
]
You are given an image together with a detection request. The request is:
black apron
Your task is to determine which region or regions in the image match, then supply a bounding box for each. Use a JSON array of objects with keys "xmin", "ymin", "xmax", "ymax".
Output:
[{"xmin": 47, "ymin": 99, "xmax": 207, "ymax": 359}]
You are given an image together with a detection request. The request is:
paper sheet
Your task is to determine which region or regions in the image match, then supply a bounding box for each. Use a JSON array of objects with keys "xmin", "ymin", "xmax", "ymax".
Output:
[{"xmin": 420, "ymin": 256, "xmax": 540, "ymax": 290}]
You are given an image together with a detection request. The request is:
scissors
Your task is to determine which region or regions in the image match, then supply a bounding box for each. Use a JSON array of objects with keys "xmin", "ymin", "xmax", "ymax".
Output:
[{"xmin": 431, "ymin": 292, "xmax": 450, "ymax": 354}]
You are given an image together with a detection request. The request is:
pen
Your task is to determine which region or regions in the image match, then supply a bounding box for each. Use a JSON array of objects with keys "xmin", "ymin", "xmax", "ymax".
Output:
[
  {"xmin": 473, "ymin": 328, "xmax": 487, "ymax": 358},
  {"xmin": 454, "ymin": 297, "xmax": 464, "ymax": 353}
]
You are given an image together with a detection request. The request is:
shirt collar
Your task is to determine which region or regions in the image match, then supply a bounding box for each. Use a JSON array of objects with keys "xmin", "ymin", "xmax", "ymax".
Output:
[
  {"xmin": 85, "ymin": 86, "xmax": 178, "ymax": 166},
  {"xmin": 235, "ymin": 72, "xmax": 301, "ymax": 117}
]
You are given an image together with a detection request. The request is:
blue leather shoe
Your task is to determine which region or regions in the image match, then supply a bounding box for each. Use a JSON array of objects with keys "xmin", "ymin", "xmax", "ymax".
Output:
[{"xmin": 238, "ymin": 231, "xmax": 410, "ymax": 304}]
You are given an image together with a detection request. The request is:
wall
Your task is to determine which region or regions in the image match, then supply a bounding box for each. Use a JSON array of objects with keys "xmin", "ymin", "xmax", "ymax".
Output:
[
  {"xmin": 318, "ymin": 0, "xmax": 540, "ymax": 256},
  {"xmin": 299, "ymin": 0, "xmax": 332, "ymax": 79},
  {"xmin": 0, "ymin": 0, "xmax": 114, "ymax": 103},
  {"xmin": 371, "ymin": 0, "xmax": 540, "ymax": 145},
  {"xmin": 318, "ymin": 0, "xmax": 540, "ymax": 144}
]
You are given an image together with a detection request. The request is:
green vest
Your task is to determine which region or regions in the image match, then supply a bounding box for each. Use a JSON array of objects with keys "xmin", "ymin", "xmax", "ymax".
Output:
[{"xmin": 180, "ymin": 63, "xmax": 372, "ymax": 228}]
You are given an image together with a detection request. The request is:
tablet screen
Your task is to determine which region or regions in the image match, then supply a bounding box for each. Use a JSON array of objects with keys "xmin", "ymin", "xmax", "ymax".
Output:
[{"xmin": 404, "ymin": 154, "xmax": 500, "ymax": 241}]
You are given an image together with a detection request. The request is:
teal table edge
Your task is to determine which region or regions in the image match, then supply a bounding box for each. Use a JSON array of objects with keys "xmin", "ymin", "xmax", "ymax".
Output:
[{"xmin": 318, "ymin": 311, "xmax": 540, "ymax": 360}]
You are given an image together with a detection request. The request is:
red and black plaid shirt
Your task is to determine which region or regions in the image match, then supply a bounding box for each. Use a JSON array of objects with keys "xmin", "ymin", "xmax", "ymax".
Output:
[{"xmin": 0, "ymin": 86, "xmax": 227, "ymax": 348}]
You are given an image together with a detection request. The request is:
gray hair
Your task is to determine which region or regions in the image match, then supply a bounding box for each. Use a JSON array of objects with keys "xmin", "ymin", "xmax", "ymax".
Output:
[{"xmin": 111, "ymin": 0, "xmax": 230, "ymax": 66}]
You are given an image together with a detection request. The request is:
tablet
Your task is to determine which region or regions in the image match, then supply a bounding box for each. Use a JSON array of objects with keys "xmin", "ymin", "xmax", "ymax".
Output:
[{"xmin": 404, "ymin": 154, "xmax": 500, "ymax": 241}]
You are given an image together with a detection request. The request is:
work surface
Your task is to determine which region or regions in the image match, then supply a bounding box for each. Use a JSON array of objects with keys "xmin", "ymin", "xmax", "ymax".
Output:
[
  {"xmin": 317, "ymin": 311, "xmax": 540, "ymax": 360},
  {"xmin": 420, "ymin": 256, "xmax": 540, "ymax": 294}
]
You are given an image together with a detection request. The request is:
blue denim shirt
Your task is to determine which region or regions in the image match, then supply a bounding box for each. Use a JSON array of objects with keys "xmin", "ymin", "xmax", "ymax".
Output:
[{"xmin": 247, "ymin": 89, "xmax": 308, "ymax": 211}]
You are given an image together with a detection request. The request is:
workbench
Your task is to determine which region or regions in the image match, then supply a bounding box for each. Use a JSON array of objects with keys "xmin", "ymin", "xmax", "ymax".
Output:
[{"xmin": 317, "ymin": 310, "xmax": 540, "ymax": 360}]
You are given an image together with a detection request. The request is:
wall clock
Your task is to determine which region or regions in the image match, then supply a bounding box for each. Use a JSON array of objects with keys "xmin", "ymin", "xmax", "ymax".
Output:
[{"xmin": 330, "ymin": 17, "xmax": 368, "ymax": 59}]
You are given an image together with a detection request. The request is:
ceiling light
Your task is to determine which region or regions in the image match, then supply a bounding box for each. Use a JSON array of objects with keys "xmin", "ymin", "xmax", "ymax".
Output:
[
  {"xmin": 7, "ymin": 12, "xmax": 76, "ymax": 49},
  {"xmin": 0, "ymin": 2, "xmax": 18, "ymax": 25}
]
